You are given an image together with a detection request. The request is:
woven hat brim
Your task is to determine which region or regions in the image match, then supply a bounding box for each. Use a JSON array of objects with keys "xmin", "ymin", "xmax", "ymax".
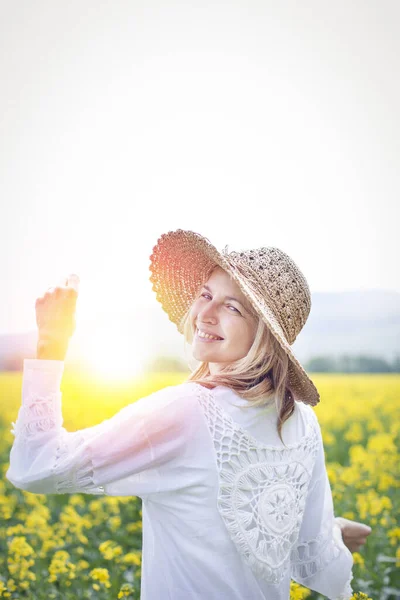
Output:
[{"xmin": 149, "ymin": 229, "xmax": 320, "ymax": 407}]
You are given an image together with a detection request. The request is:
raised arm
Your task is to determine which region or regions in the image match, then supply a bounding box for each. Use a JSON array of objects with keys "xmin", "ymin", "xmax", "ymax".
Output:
[{"xmin": 6, "ymin": 359, "xmax": 193, "ymax": 497}]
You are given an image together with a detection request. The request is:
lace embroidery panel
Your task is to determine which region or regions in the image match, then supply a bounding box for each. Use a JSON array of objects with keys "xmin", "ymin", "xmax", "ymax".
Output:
[
  {"xmin": 290, "ymin": 515, "xmax": 353, "ymax": 582},
  {"xmin": 11, "ymin": 392, "xmax": 105, "ymax": 495},
  {"xmin": 193, "ymin": 384, "xmax": 319, "ymax": 585},
  {"xmin": 53, "ymin": 429, "xmax": 105, "ymax": 495},
  {"xmin": 11, "ymin": 392, "xmax": 64, "ymax": 439}
]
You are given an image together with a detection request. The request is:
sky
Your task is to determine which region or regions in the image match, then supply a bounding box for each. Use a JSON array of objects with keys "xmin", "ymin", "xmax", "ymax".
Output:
[{"xmin": 1, "ymin": 1, "xmax": 399, "ymax": 375}]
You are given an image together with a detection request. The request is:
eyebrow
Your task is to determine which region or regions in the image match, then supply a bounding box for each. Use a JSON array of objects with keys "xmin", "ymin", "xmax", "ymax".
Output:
[{"xmin": 202, "ymin": 284, "xmax": 248, "ymax": 310}]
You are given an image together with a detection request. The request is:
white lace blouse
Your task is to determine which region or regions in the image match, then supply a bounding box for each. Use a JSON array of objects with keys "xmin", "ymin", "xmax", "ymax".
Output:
[{"xmin": 6, "ymin": 359, "xmax": 354, "ymax": 600}]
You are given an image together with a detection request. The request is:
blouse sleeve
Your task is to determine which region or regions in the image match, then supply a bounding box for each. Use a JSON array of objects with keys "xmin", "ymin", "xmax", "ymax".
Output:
[
  {"xmin": 6, "ymin": 359, "xmax": 194, "ymax": 499},
  {"xmin": 290, "ymin": 407, "xmax": 354, "ymax": 600}
]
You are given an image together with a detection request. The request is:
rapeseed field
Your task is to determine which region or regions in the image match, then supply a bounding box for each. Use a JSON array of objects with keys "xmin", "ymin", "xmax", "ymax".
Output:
[{"xmin": 0, "ymin": 372, "xmax": 398, "ymax": 599}]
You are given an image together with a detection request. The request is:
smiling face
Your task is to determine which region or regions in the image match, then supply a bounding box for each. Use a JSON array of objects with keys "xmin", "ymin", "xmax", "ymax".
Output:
[{"xmin": 189, "ymin": 266, "xmax": 259, "ymax": 374}]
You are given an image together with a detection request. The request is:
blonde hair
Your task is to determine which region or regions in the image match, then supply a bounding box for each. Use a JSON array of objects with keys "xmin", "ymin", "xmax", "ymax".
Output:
[{"xmin": 181, "ymin": 267, "xmax": 295, "ymax": 446}]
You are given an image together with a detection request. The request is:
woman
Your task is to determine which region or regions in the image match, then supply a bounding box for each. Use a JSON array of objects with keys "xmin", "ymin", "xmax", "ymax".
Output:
[{"xmin": 7, "ymin": 229, "xmax": 371, "ymax": 599}]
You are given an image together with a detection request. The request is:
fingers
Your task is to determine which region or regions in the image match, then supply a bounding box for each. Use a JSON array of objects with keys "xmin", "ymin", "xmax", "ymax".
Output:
[
  {"xmin": 335, "ymin": 517, "xmax": 372, "ymax": 554},
  {"xmin": 39, "ymin": 287, "xmax": 76, "ymax": 305},
  {"xmin": 336, "ymin": 517, "xmax": 372, "ymax": 535},
  {"xmin": 35, "ymin": 275, "xmax": 80, "ymax": 339},
  {"xmin": 40, "ymin": 274, "xmax": 80, "ymax": 302},
  {"xmin": 66, "ymin": 273, "xmax": 80, "ymax": 293},
  {"xmin": 359, "ymin": 526, "xmax": 372, "ymax": 537}
]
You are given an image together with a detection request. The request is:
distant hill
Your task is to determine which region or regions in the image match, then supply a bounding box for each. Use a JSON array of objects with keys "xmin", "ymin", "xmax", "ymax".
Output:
[
  {"xmin": 0, "ymin": 289, "xmax": 399, "ymax": 370},
  {"xmin": 0, "ymin": 331, "xmax": 38, "ymax": 370},
  {"xmin": 291, "ymin": 289, "xmax": 400, "ymax": 363}
]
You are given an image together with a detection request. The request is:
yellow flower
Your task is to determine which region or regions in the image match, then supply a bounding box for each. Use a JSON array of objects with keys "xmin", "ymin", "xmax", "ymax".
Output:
[
  {"xmin": 378, "ymin": 473, "xmax": 397, "ymax": 492},
  {"xmin": 19, "ymin": 581, "xmax": 31, "ymax": 591},
  {"xmin": 7, "ymin": 536, "xmax": 34, "ymax": 557},
  {"xmin": 322, "ymin": 430, "xmax": 335, "ymax": 445},
  {"xmin": 6, "ymin": 581, "xmax": 16, "ymax": 592},
  {"xmin": 118, "ymin": 583, "xmax": 135, "ymax": 598},
  {"xmin": 6, "ymin": 537, "xmax": 35, "ymax": 585},
  {"xmin": 349, "ymin": 445, "xmax": 368, "ymax": 465},
  {"xmin": 342, "ymin": 511, "xmax": 355, "ymax": 520},
  {"xmin": 352, "ymin": 552, "xmax": 365, "ymax": 568},
  {"xmin": 6, "ymin": 524, "xmax": 26, "ymax": 537},
  {"xmin": 340, "ymin": 466, "xmax": 360, "ymax": 487},
  {"xmin": 326, "ymin": 465, "xmax": 337, "ymax": 485},
  {"xmin": 126, "ymin": 521, "xmax": 142, "ymax": 533},
  {"xmin": 89, "ymin": 568, "xmax": 112, "ymax": 589},
  {"xmin": 99, "ymin": 540, "xmax": 123, "ymax": 560},
  {"xmin": 388, "ymin": 527, "xmax": 400, "ymax": 546},
  {"xmin": 69, "ymin": 495, "xmax": 85, "ymax": 507},
  {"xmin": 77, "ymin": 533, "xmax": 89, "ymax": 544},
  {"xmin": 47, "ymin": 550, "xmax": 76, "ymax": 583},
  {"xmin": 367, "ymin": 418, "xmax": 384, "ymax": 433},
  {"xmin": 109, "ymin": 516, "xmax": 122, "ymax": 531},
  {"xmin": 344, "ymin": 422, "xmax": 364, "ymax": 443},
  {"xmin": 121, "ymin": 551, "xmax": 141, "ymax": 566},
  {"xmin": 0, "ymin": 581, "xmax": 8, "ymax": 595},
  {"xmin": 356, "ymin": 489, "xmax": 392, "ymax": 519},
  {"xmin": 367, "ymin": 433, "xmax": 396, "ymax": 454},
  {"xmin": 290, "ymin": 581, "xmax": 312, "ymax": 599}
]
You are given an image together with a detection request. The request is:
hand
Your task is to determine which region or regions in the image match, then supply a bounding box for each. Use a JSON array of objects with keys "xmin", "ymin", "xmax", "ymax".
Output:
[
  {"xmin": 35, "ymin": 274, "xmax": 80, "ymax": 359},
  {"xmin": 335, "ymin": 516, "xmax": 372, "ymax": 553}
]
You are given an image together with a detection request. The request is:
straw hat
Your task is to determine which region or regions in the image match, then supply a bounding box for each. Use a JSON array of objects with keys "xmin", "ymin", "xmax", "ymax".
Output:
[{"xmin": 149, "ymin": 229, "xmax": 320, "ymax": 406}]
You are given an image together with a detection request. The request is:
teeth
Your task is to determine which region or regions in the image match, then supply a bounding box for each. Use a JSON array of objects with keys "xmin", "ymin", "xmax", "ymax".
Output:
[{"xmin": 197, "ymin": 328, "xmax": 222, "ymax": 340}]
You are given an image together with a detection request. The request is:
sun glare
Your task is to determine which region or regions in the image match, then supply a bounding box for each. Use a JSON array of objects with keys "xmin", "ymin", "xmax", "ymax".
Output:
[{"xmin": 82, "ymin": 328, "xmax": 144, "ymax": 382}]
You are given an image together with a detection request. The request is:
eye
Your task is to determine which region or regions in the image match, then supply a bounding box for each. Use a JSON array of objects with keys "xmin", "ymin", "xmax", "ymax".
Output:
[
  {"xmin": 200, "ymin": 293, "xmax": 241, "ymax": 315},
  {"xmin": 227, "ymin": 305, "xmax": 241, "ymax": 314}
]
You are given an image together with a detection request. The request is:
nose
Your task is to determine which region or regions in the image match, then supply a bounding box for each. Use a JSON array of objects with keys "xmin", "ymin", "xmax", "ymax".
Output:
[{"xmin": 197, "ymin": 301, "xmax": 218, "ymax": 325}]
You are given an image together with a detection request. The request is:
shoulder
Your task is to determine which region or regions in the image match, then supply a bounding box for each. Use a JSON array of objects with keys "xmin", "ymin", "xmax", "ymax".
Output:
[
  {"xmin": 148, "ymin": 381, "xmax": 202, "ymax": 405},
  {"xmin": 295, "ymin": 400, "xmax": 318, "ymax": 422},
  {"xmin": 133, "ymin": 381, "xmax": 198, "ymax": 404},
  {"xmin": 128, "ymin": 382, "xmax": 202, "ymax": 423},
  {"xmin": 294, "ymin": 401, "xmax": 322, "ymax": 438}
]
